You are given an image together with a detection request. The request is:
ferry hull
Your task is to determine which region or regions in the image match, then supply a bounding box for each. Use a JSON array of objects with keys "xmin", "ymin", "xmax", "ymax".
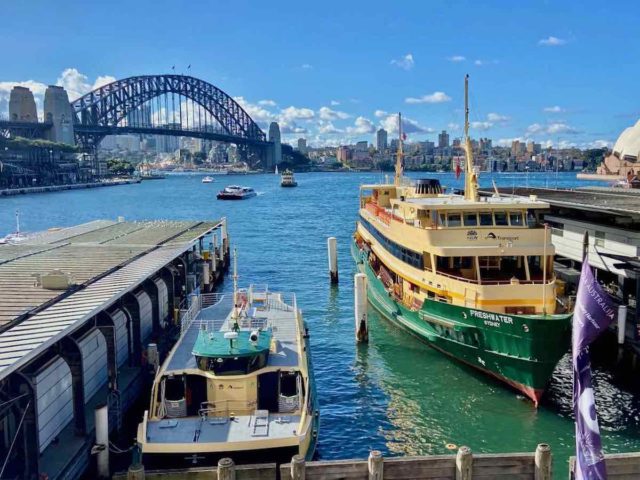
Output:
[{"xmin": 352, "ymin": 240, "xmax": 571, "ymax": 405}]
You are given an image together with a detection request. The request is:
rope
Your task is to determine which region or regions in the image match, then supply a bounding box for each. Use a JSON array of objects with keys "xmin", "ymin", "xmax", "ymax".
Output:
[
  {"xmin": 157, "ymin": 379, "xmax": 167, "ymax": 418},
  {"xmin": 109, "ymin": 441, "xmax": 135, "ymax": 454},
  {"xmin": 0, "ymin": 392, "xmax": 28, "ymax": 410},
  {"xmin": 0, "ymin": 400, "xmax": 30, "ymax": 478}
]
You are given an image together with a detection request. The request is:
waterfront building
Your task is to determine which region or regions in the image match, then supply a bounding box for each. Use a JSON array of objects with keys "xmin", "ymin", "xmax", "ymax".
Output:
[
  {"xmin": 376, "ymin": 128, "xmax": 388, "ymax": 152},
  {"xmin": 297, "ymin": 137, "xmax": 307, "ymax": 154},
  {"xmin": 336, "ymin": 145, "xmax": 352, "ymax": 163},
  {"xmin": 0, "ymin": 219, "xmax": 227, "ymax": 479},
  {"xmin": 355, "ymin": 140, "xmax": 368, "ymax": 152},
  {"xmin": 596, "ymin": 119, "xmax": 640, "ymax": 178},
  {"xmin": 438, "ymin": 130, "xmax": 450, "ymax": 148}
]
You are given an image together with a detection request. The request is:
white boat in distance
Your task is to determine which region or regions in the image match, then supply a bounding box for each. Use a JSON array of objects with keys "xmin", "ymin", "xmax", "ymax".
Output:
[
  {"xmin": 217, "ymin": 185, "xmax": 257, "ymax": 200},
  {"xmin": 202, "ymin": 176, "xmax": 215, "ymax": 183}
]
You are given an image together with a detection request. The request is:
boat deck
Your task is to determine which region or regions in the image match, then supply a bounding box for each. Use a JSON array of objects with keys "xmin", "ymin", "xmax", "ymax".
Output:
[
  {"xmin": 165, "ymin": 290, "xmax": 300, "ymax": 372},
  {"xmin": 145, "ymin": 412, "xmax": 301, "ymax": 446}
]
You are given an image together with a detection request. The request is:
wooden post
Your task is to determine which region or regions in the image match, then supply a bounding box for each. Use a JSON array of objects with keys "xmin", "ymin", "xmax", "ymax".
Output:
[
  {"xmin": 456, "ymin": 446, "xmax": 472, "ymax": 480},
  {"xmin": 328, "ymin": 237, "xmax": 338, "ymax": 284},
  {"xmin": 127, "ymin": 464, "xmax": 145, "ymax": 480},
  {"xmin": 534, "ymin": 443, "xmax": 552, "ymax": 480},
  {"xmin": 218, "ymin": 457, "xmax": 236, "ymax": 480},
  {"xmin": 291, "ymin": 454, "xmax": 306, "ymax": 480},
  {"xmin": 355, "ymin": 273, "xmax": 369, "ymax": 342},
  {"xmin": 368, "ymin": 450, "xmax": 383, "ymax": 480}
]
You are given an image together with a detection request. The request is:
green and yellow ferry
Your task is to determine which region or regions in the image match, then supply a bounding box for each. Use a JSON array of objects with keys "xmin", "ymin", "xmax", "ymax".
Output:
[
  {"xmin": 352, "ymin": 76, "xmax": 571, "ymax": 405},
  {"xmin": 137, "ymin": 257, "xmax": 318, "ymax": 467}
]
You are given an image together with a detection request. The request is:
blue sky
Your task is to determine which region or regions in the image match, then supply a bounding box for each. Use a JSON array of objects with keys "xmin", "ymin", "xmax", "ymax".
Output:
[{"xmin": 1, "ymin": 0, "xmax": 639, "ymax": 148}]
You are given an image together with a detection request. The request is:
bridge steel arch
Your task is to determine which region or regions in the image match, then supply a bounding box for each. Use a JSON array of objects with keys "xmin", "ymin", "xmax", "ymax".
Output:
[{"xmin": 71, "ymin": 75, "xmax": 267, "ymax": 145}]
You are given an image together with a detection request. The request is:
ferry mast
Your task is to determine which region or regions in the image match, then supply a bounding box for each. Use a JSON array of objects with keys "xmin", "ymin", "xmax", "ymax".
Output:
[{"xmin": 464, "ymin": 74, "xmax": 479, "ymax": 202}]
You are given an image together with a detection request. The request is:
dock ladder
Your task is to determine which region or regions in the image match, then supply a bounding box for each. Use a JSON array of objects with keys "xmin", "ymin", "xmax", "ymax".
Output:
[{"xmin": 251, "ymin": 410, "xmax": 270, "ymax": 437}]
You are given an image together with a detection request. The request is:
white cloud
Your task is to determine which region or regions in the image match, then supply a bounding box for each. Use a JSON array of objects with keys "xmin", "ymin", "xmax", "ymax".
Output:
[
  {"xmin": 279, "ymin": 120, "xmax": 308, "ymax": 134},
  {"xmin": 447, "ymin": 55, "xmax": 466, "ymax": 62},
  {"xmin": 374, "ymin": 109, "xmax": 388, "ymax": 118},
  {"xmin": 587, "ymin": 139, "xmax": 612, "ymax": 149},
  {"xmin": 474, "ymin": 60, "xmax": 484, "ymax": 66},
  {"xmin": 379, "ymin": 113, "xmax": 433, "ymax": 134},
  {"xmin": 447, "ymin": 122, "xmax": 460, "ymax": 131},
  {"xmin": 390, "ymin": 53, "xmax": 415, "ymax": 71},
  {"xmin": 92, "ymin": 75, "xmax": 116, "ymax": 90},
  {"xmin": 346, "ymin": 116, "xmax": 376, "ymax": 135},
  {"xmin": 471, "ymin": 121, "xmax": 493, "ymax": 131},
  {"xmin": 526, "ymin": 122, "xmax": 579, "ymax": 135},
  {"xmin": 258, "ymin": 99, "xmax": 277, "ymax": 107},
  {"xmin": 538, "ymin": 36, "xmax": 566, "ymax": 47},
  {"xmin": 318, "ymin": 121, "xmax": 343, "ymax": 134},
  {"xmin": 233, "ymin": 96, "xmax": 277, "ymax": 122},
  {"xmin": 280, "ymin": 105, "xmax": 315, "ymax": 121},
  {"xmin": 405, "ymin": 91, "xmax": 451, "ymax": 104},
  {"xmin": 543, "ymin": 105, "xmax": 565, "ymax": 113},
  {"xmin": 56, "ymin": 68, "xmax": 92, "ymax": 100},
  {"xmin": 330, "ymin": 100, "xmax": 340, "ymax": 106},
  {"xmin": 301, "ymin": 63, "xmax": 313, "ymax": 69},
  {"xmin": 487, "ymin": 112, "xmax": 509, "ymax": 122},
  {"xmin": 318, "ymin": 106, "xmax": 350, "ymax": 121},
  {"xmin": 496, "ymin": 137, "xmax": 524, "ymax": 147}
]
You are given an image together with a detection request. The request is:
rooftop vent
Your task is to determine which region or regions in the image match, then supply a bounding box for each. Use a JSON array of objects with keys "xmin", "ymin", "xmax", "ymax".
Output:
[{"xmin": 415, "ymin": 179, "xmax": 443, "ymax": 195}]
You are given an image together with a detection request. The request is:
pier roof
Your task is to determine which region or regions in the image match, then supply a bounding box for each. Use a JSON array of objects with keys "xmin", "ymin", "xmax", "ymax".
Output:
[
  {"xmin": 480, "ymin": 187, "xmax": 640, "ymax": 218},
  {"xmin": 0, "ymin": 219, "xmax": 220, "ymax": 381}
]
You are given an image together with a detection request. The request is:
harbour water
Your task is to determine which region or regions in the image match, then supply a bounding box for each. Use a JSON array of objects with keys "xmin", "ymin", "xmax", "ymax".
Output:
[{"xmin": 2, "ymin": 171, "xmax": 640, "ymax": 476}]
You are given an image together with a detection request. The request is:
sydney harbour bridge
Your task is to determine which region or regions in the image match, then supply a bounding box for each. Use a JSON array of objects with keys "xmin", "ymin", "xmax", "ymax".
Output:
[{"xmin": 0, "ymin": 74, "xmax": 292, "ymax": 172}]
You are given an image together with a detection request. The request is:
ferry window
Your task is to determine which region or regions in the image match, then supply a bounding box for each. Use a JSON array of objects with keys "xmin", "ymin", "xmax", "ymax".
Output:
[
  {"xmin": 527, "ymin": 255, "xmax": 544, "ymax": 280},
  {"xmin": 423, "ymin": 253, "xmax": 433, "ymax": 271},
  {"xmin": 479, "ymin": 212, "xmax": 493, "ymax": 226},
  {"xmin": 164, "ymin": 376, "xmax": 185, "ymax": 401},
  {"xmin": 526, "ymin": 210, "xmax": 538, "ymax": 227},
  {"xmin": 494, "ymin": 211, "xmax": 508, "ymax": 226},
  {"xmin": 509, "ymin": 212, "xmax": 523, "ymax": 226},
  {"xmin": 595, "ymin": 231, "xmax": 605, "ymax": 248},
  {"xmin": 447, "ymin": 213, "xmax": 462, "ymax": 227},
  {"xmin": 464, "ymin": 212, "xmax": 478, "ymax": 226},
  {"xmin": 439, "ymin": 212, "xmax": 447, "ymax": 226}
]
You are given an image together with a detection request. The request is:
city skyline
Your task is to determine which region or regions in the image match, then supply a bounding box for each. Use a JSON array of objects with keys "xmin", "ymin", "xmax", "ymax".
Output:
[{"xmin": 1, "ymin": 0, "xmax": 639, "ymax": 149}]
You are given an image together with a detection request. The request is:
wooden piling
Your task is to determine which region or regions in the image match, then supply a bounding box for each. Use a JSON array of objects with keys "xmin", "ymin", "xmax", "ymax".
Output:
[
  {"xmin": 328, "ymin": 237, "xmax": 338, "ymax": 284},
  {"xmin": 126, "ymin": 463, "xmax": 145, "ymax": 480},
  {"xmin": 355, "ymin": 273, "xmax": 369, "ymax": 342},
  {"xmin": 368, "ymin": 450, "xmax": 383, "ymax": 480},
  {"xmin": 290, "ymin": 454, "xmax": 306, "ymax": 480},
  {"xmin": 218, "ymin": 457, "xmax": 236, "ymax": 480},
  {"xmin": 534, "ymin": 443, "xmax": 552, "ymax": 480},
  {"xmin": 456, "ymin": 446, "xmax": 472, "ymax": 480}
]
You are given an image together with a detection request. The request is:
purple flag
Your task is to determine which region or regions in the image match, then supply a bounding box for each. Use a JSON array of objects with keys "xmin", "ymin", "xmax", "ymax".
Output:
[{"xmin": 573, "ymin": 255, "xmax": 616, "ymax": 479}]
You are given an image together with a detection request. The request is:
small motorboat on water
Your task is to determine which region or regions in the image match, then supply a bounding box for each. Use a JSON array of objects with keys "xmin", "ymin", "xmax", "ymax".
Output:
[
  {"xmin": 202, "ymin": 176, "xmax": 215, "ymax": 183},
  {"xmin": 0, "ymin": 210, "xmax": 28, "ymax": 244},
  {"xmin": 217, "ymin": 185, "xmax": 257, "ymax": 200}
]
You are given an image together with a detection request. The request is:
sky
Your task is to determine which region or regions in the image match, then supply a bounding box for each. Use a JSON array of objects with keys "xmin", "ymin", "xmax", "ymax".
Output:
[{"xmin": 1, "ymin": 0, "xmax": 639, "ymax": 149}]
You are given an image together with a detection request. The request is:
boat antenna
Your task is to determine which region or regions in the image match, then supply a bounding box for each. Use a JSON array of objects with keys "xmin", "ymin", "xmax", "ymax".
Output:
[
  {"xmin": 394, "ymin": 112, "xmax": 404, "ymax": 186},
  {"xmin": 464, "ymin": 74, "xmax": 479, "ymax": 202}
]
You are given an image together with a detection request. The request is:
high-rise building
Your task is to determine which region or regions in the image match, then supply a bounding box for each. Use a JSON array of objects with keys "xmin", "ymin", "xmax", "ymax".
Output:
[
  {"xmin": 438, "ymin": 130, "xmax": 450, "ymax": 148},
  {"xmin": 297, "ymin": 138, "xmax": 307, "ymax": 154},
  {"xmin": 336, "ymin": 146, "xmax": 352, "ymax": 162},
  {"xmin": 268, "ymin": 122, "xmax": 282, "ymax": 168},
  {"xmin": 376, "ymin": 128, "xmax": 388, "ymax": 152},
  {"xmin": 511, "ymin": 140, "xmax": 526, "ymax": 157},
  {"xmin": 479, "ymin": 138, "xmax": 492, "ymax": 151},
  {"xmin": 355, "ymin": 141, "xmax": 368, "ymax": 152}
]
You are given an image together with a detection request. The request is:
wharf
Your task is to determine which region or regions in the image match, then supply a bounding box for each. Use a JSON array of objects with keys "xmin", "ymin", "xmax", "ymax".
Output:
[
  {"xmin": 0, "ymin": 218, "xmax": 230, "ymax": 480},
  {"xmin": 113, "ymin": 446, "xmax": 640, "ymax": 479},
  {"xmin": 0, "ymin": 178, "xmax": 141, "ymax": 196},
  {"xmin": 480, "ymin": 186, "xmax": 640, "ymax": 369}
]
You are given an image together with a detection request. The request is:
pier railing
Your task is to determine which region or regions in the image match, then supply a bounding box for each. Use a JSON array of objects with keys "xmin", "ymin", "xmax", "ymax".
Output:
[{"xmin": 115, "ymin": 444, "xmax": 554, "ymax": 479}]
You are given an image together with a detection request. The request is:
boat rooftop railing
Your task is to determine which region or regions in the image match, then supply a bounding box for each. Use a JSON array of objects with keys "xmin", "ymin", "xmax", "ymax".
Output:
[{"xmin": 179, "ymin": 292, "xmax": 226, "ymax": 336}]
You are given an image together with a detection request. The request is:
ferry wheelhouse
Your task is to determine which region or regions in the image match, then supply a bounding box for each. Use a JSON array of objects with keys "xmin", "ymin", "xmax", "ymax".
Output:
[
  {"xmin": 352, "ymin": 76, "xmax": 571, "ymax": 404},
  {"xmin": 137, "ymin": 259, "xmax": 318, "ymax": 466}
]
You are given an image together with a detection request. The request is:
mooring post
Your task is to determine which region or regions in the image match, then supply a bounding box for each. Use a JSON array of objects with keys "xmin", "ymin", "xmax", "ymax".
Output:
[
  {"xmin": 94, "ymin": 403, "xmax": 109, "ymax": 479},
  {"xmin": 618, "ymin": 305, "xmax": 627, "ymax": 345},
  {"xmin": 534, "ymin": 443, "xmax": 552, "ymax": 480},
  {"xmin": 127, "ymin": 443, "xmax": 144, "ymax": 480},
  {"xmin": 291, "ymin": 454, "xmax": 306, "ymax": 480},
  {"xmin": 355, "ymin": 273, "xmax": 369, "ymax": 342},
  {"xmin": 218, "ymin": 457, "xmax": 236, "ymax": 480},
  {"xmin": 455, "ymin": 446, "xmax": 472, "ymax": 480},
  {"xmin": 328, "ymin": 237, "xmax": 338, "ymax": 284},
  {"xmin": 368, "ymin": 450, "xmax": 383, "ymax": 480}
]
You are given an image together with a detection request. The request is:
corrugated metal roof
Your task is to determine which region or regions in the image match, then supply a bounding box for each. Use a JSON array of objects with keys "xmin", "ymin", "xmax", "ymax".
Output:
[{"xmin": 0, "ymin": 219, "xmax": 222, "ymax": 381}]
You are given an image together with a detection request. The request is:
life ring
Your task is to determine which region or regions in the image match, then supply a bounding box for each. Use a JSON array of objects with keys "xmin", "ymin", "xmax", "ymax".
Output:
[{"xmin": 446, "ymin": 443, "xmax": 457, "ymax": 450}]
